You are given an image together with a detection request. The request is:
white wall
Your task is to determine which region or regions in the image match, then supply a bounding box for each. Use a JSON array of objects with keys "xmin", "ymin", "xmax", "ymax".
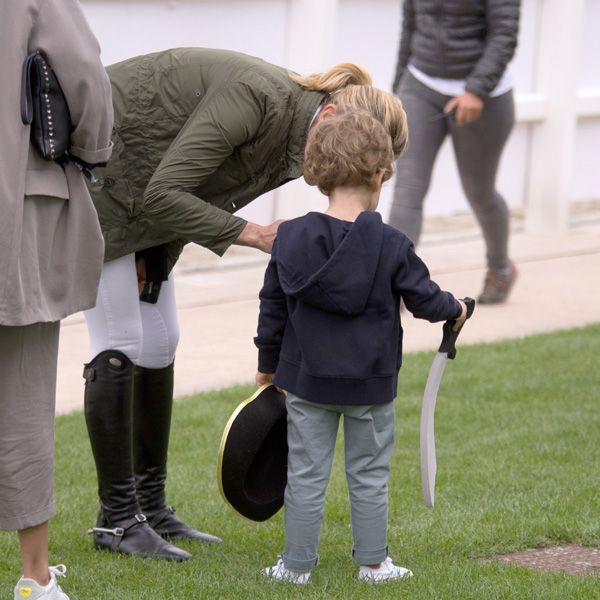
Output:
[
  {"xmin": 81, "ymin": 0, "xmax": 288, "ymax": 67},
  {"xmin": 572, "ymin": 0, "xmax": 600, "ymax": 202},
  {"xmin": 80, "ymin": 0, "xmax": 600, "ymax": 230}
]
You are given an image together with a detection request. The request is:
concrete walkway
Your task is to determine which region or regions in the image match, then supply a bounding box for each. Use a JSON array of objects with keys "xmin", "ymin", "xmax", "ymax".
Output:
[{"xmin": 56, "ymin": 217, "xmax": 600, "ymax": 414}]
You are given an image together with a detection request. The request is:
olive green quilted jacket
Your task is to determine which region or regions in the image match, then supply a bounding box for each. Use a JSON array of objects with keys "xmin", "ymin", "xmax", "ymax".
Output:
[{"xmin": 92, "ymin": 48, "xmax": 325, "ymax": 270}]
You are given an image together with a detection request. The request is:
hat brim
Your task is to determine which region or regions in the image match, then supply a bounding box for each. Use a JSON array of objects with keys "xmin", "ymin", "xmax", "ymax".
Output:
[{"xmin": 217, "ymin": 384, "xmax": 288, "ymax": 522}]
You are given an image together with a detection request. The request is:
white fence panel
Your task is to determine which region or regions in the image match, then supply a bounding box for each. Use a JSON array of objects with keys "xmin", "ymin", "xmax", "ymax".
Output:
[{"xmin": 80, "ymin": 0, "xmax": 600, "ymax": 231}]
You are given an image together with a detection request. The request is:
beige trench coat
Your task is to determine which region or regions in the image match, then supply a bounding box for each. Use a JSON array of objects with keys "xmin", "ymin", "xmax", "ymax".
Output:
[{"xmin": 0, "ymin": 0, "xmax": 113, "ymax": 326}]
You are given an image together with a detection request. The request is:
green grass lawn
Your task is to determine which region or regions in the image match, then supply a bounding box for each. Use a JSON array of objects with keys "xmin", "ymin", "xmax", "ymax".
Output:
[{"xmin": 2, "ymin": 325, "xmax": 599, "ymax": 599}]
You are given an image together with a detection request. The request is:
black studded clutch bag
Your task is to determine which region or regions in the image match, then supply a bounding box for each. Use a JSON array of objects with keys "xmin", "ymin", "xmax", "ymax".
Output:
[{"xmin": 20, "ymin": 51, "xmax": 71, "ymax": 163}]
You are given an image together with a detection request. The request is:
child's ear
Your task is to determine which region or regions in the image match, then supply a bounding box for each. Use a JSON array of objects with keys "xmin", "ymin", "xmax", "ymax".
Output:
[
  {"xmin": 319, "ymin": 103, "xmax": 337, "ymax": 120},
  {"xmin": 373, "ymin": 169, "xmax": 385, "ymax": 189}
]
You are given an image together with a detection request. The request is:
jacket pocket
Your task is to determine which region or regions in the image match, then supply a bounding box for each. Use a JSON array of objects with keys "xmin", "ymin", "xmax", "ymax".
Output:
[
  {"xmin": 96, "ymin": 173, "xmax": 136, "ymax": 217},
  {"xmin": 24, "ymin": 170, "xmax": 69, "ymax": 198},
  {"xmin": 93, "ymin": 131, "xmax": 136, "ymax": 219},
  {"xmin": 24, "ymin": 147, "xmax": 69, "ymax": 199}
]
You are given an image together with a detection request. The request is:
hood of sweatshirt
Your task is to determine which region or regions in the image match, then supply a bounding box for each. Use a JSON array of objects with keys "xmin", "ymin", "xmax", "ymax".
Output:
[{"xmin": 275, "ymin": 211, "xmax": 384, "ymax": 316}]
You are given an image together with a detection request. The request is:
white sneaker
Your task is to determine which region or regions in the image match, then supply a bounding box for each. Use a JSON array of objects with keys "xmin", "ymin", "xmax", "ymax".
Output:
[
  {"xmin": 358, "ymin": 557, "xmax": 413, "ymax": 583},
  {"xmin": 14, "ymin": 565, "xmax": 70, "ymax": 600},
  {"xmin": 263, "ymin": 559, "xmax": 311, "ymax": 585}
]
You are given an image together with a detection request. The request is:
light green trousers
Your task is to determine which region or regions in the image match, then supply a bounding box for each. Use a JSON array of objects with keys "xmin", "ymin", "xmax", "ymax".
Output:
[{"xmin": 282, "ymin": 393, "xmax": 395, "ymax": 572}]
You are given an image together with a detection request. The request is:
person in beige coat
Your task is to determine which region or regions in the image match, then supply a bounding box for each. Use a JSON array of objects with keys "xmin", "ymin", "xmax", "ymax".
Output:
[{"xmin": 0, "ymin": 1, "xmax": 113, "ymax": 598}]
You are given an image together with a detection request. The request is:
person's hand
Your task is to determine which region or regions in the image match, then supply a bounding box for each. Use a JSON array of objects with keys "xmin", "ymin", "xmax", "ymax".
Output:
[
  {"xmin": 135, "ymin": 257, "xmax": 147, "ymax": 294},
  {"xmin": 235, "ymin": 219, "xmax": 285, "ymax": 254},
  {"xmin": 444, "ymin": 92, "xmax": 484, "ymax": 126},
  {"xmin": 452, "ymin": 299, "xmax": 468, "ymax": 332},
  {"xmin": 256, "ymin": 371, "xmax": 275, "ymax": 387}
]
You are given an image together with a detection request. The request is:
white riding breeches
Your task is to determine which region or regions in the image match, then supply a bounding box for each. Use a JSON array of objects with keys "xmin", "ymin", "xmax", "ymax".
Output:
[{"xmin": 84, "ymin": 253, "xmax": 180, "ymax": 369}]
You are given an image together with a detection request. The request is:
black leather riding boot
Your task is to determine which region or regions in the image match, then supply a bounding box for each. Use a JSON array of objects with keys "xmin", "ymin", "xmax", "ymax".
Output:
[
  {"xmin": 83, "ymin": 350, "xmax": 191, "ymax": 560},
  {"xmin": 133, "ymin": 362, "xmax": 222, "ymax": 544}
]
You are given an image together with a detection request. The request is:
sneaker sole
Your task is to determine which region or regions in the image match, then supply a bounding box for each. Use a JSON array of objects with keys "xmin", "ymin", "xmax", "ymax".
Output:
[{"xmin": 359, "ymin": 570, "xmax": 413, "ymax": 583}]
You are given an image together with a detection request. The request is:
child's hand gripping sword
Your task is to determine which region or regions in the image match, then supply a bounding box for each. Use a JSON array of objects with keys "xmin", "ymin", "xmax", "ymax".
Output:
[{"xmin": 420, "ymin": 297, "xmax": 476, "ymax": 507}]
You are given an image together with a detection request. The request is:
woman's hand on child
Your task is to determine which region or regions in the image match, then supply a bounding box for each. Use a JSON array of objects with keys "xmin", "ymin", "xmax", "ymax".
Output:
[
  {"xmin": 452, "ymin": 299, "xmax": 468, "ymax": 332},
  {"xmin": 236, "ymin": 220, "xmax": 285, "ymax": 254}
]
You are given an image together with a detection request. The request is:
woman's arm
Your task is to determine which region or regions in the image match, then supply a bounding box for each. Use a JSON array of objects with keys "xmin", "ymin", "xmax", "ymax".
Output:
[
  {"xmin": 392, "ymin": 0, "xmax": 415, "ymax": 93},
  {"xmin": 30, "ymin": 0, "xmax": 113, "ymax": 166},
  {"xmin": 143, "ymin": 81, "xmax": 266, "ymax": 256},
  {"xmin": 465, "ymin": 0, "xmax": 521, "ymax": 98}
]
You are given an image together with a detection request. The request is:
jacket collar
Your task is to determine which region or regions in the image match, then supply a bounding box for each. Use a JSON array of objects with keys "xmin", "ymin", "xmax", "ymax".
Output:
[{"xmin": 284, "ymin": 89, "xmax": 327, "ymax": 180}]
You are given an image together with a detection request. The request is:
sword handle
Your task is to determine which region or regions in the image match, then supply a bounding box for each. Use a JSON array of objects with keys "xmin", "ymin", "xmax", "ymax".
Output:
[{"xmin": 438, "ymin": 297, "xmax": 475, "ymax": 359}]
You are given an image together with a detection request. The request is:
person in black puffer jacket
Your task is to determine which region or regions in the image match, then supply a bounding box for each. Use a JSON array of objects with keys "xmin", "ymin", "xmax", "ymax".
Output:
[{"xmin": 389, "ymin": 0, "xmax": 521, "ymax": 304}]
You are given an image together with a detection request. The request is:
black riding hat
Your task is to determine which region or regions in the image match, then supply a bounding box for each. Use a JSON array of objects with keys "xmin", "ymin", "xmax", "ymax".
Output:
[{"xmin": 217, "ymin": 384, "xmax": 288, "ymax": 522}]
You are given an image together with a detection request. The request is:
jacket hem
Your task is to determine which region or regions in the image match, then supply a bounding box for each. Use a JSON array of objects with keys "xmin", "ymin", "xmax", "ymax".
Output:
[
  {"xmin": 274, "ymin": 359, "xmax": 397, "ymax": 406},
  {"xmin": 0, "ymin": 295, "xmax": 99, "ymax": 326}
]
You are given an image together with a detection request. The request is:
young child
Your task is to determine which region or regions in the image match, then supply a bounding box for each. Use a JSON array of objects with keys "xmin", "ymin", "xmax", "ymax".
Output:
[{"xmin": 254, "ymin": 111, "xmax": 467, "ymax": 584}]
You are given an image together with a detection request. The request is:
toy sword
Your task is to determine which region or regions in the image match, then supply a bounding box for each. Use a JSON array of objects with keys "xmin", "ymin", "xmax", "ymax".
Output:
[{"xmin": 420, "ymin": 297, "xmax": 475, "ymax": 507}]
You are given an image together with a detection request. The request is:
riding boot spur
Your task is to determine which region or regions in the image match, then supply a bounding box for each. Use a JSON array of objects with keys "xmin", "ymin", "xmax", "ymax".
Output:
[
  {"xmin": 83, "ymin": 350, "xmax": 192, "ymax": 560},
  {"xmin": 132, "ymin": 362, "xmax": 222, "ymax": 544}
]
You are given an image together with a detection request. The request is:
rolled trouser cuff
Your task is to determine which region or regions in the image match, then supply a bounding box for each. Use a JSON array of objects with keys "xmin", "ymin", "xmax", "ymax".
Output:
[
  {"xmin": 352, "ymin": 544, "xmax": 389, "ymax": 566},
  {"xmin": 280, "ymin": 552, "xmax": 318, "ymax": 574}
]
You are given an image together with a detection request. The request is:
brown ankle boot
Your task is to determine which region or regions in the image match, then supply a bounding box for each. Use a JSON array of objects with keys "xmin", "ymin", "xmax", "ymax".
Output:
[{"xmin": 478, "ymin": 263, "xmax": 518, "ymax": 304}]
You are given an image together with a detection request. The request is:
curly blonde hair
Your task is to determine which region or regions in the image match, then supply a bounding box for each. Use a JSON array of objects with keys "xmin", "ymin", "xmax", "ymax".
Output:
[{"xmin": 304, "ymin": 111, "xmax": 394, "ymax": 196}]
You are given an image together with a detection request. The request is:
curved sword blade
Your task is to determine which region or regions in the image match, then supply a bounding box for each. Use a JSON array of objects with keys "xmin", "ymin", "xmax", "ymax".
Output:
[{"xmin": 420, "ymin": 352, "xmax": 448, "ymax": 507}]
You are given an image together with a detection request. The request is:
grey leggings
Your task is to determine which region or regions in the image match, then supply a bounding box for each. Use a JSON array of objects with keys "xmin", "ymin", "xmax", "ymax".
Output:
[{"xmin": 389, "ymin": 71, "xmax": 515, "ymax": 271}]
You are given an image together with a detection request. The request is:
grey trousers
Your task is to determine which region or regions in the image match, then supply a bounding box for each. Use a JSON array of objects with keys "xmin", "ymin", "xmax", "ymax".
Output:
[
  {"xmin": 389, "ymin": 71, "xmax": 515, "ymax": 271},
  {"xmin": 0, "ymin": 322, "xmax": 59, "ymax": 531},
  {"xmin": 282, "ymin": 393, "xmax": 395, "ymax": 572}
]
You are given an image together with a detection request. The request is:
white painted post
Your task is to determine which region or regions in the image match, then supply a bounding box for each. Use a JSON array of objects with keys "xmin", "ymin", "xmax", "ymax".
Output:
[
  {"xmin": 272, "ymin": 0, "xmax": 340, "ymax": 220},
  {"xmin": 525, "ymin": 0, "xmax": 586, "ymax": 233},
  {"xmin": 284, "ymin": 0, "xmax": 339, "ymax": 75}
]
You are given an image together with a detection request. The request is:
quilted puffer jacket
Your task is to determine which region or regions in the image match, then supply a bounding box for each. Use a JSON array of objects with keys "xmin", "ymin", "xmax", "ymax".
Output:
[
  {"xmin": 91, "ymin": 48, "xmax": 325, "ymax": 270},
  {"xmin": 392, "ymin": 0, "xmax": 520, "ymax": 98}
]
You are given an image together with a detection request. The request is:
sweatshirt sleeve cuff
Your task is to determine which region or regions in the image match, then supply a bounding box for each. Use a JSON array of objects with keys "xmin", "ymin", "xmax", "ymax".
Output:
[
  {"xmin": 453, "ymin": 299, "xmax": 463, "ymax": 319},
  {"xmin": 258, "ymin": 349, "xmax": 279, "ymax": 374}
]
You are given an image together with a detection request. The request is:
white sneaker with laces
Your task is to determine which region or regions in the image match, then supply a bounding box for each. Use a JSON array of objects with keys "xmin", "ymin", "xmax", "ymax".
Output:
[
  {"xmin": 263, "ymin": 559, "xmax": 311, "ymax": 584},
  {"xmin": 14, "ymin": 565, "xmax": 70, "ymax": 600},
  {"xmin": 358, "ymin": 557, "xmax": 413, "ymax": 583}
]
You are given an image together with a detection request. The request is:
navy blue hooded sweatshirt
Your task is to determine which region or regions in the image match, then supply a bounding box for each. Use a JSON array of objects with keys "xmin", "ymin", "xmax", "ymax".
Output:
[{"xmin": 254, "ymin": 211, "xmax": 462, "ymax": 406}]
